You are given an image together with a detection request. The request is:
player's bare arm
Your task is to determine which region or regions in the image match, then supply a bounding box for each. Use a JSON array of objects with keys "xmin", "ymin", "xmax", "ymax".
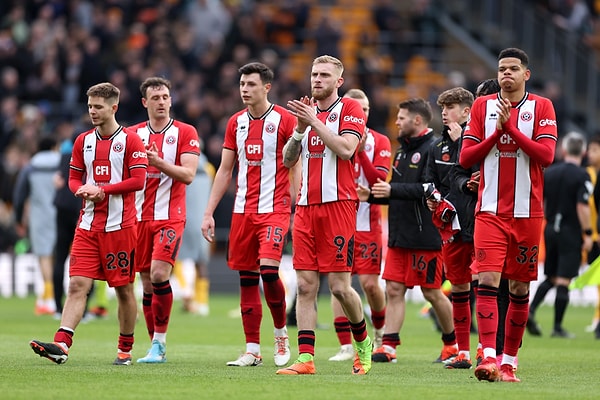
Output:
[{"xmin": 283, "ymin": 137, "xmax": 302, "ymax": 168}]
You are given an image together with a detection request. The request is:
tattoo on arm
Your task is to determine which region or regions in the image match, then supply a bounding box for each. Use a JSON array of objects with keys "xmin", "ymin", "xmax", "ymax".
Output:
[{"xmin": 284, "ymin": 138, "xmax": 302, "ymax": 166}]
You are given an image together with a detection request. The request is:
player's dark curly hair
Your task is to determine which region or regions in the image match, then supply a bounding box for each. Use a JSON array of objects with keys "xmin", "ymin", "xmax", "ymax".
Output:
[
  {"xmin": 498, "ymin": 47, "xmax": 529, "ymax": 67},
  {"xmin": 475, "ymin": 79, "xmax": 501, "ymax": 97}
]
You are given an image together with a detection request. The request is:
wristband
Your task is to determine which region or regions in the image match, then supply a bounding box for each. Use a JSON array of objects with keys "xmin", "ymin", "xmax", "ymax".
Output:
[
  {"xmin": 292, "ymin": 128, "xmax": 306, "ymax": 142},
  {"xmin": 584, "ymin": 229, "xmax": 593, "ymax": 236}
]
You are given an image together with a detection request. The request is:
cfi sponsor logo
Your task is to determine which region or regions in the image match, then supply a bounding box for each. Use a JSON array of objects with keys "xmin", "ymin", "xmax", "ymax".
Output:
[{"xmin": 189, "ymin": 139, "xmax": 200, "ymax": 148}]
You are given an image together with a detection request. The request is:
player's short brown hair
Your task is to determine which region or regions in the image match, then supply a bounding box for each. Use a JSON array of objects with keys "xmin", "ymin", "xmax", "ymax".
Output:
[
  {"xmin": 238, "ymin": 62, "xmax": 274, "ymax": 84},
  {"xmin": 140, "ymin": 77, "xmax": 171, "ymax": 98},
  {"xmin": 86, "ymin": 82, "xmax": 120, "ymax": 104},
  {"xmin": 436, "ymin": 87, "xmax": 474, "ymax": 108},
  {"xmin": 398, "ymin": 98, "xmax": 433, "ymax": 124}
]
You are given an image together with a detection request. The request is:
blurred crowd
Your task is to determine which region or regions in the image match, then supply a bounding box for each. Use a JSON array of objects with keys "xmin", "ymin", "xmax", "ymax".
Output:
[
  {"xmin": 0, "ymin": 0, "xmax": 447, "ymax": 252},
  {"xmin": 2, "ymin": 0, "xmax": 599, "ymax": 254},
  {"xmin": 0, "ymin": 0, "xmax": 312, "ymax": 251}
]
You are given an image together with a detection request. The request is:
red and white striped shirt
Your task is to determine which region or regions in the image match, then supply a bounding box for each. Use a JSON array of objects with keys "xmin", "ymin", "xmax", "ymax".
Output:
[
  {"xmin": 224, "ymin": 104, "xmax": 295, "ymax": 214},
  {"xmin": 463, "ymin": 92, "xmax": 557, "ymax": 217},
  {"xmin": 132, "ymin": 119, "xmax": 200, "ymax": 221},
  {"xmin": 356, "ymin": 128, "xmax": 391, "ymax": 232},
  {"xmin": 297, "ymin": 97, "xmax": 365, "ymax": 206},
  {"xmin": 70, "ymin": 127, "xmax": 148, "ymax": 232}
]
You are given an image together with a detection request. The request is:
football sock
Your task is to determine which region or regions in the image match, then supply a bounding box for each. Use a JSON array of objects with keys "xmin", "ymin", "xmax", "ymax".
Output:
[
  {"xmin": 476, "ymin": 284, "xmax": 498, "ymax": 354},
  {"xmin": 441, "ymin": 330, "xmax": 457, "ymax": 346},
  {"xmin": 333, "ymin": 316, "xmax": 352, "ymax": 346},
  {"xmin": 554, "ymin": 285, "xmax": 570, "ymax": 330},
  {"xmin": 54, "ymin": 327, "xmax": 74, "ymax": 348},
  {"xmin": 371, "ymin": 307, "xmax": 386, "ymax": 330},
  {"xmin": 152, "ymin": 280, "xmax": 173, "ymax": 335},
  {"xmin": 451, "ymin": 290, "xmax": 471, "ymax": 351},
  {"xmin": 382, "ymin": 333, "xmax": 400, "ymax": 349},
  {"xmin": 142, "ymin": 292, "xmax": 154, "ymax": 339},
  {"xmin": 246, "ymin": 343, "xmax": 260, "ymax": 355},
  {"xmin": 43, "ymin": 282, "xmax": 54, "ymax": 301},
  {"xmin": 260, "ymin": 265, "xmax": 286, "ymax": 329},
  {"xmin": 350, "ymin": 319, "xmax": 368, "ymax": 343},
  {"xmin": 194, "ymin": 277, "xmax": 209, "ymax": 305},
  {"xmin": 298, "ymin": 330, "xmax": 315, "ymax": 356},
  {"xmin": 240, "ymin": 272, "xmax": 262, "ymax": 345},
  {"xmin": 118, "ymin": 333, "xmax": 134, "ymax": 353},
  {"xmin": 504, "ymin": 292, "xmax": 528, "ymax": 357},
  {"xmin": 497, "ymin": 279, "xmax": 510, "ymax": 353}
]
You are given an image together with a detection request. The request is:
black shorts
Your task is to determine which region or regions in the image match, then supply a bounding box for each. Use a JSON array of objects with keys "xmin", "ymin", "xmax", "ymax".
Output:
[{"xmin": 543, "ymin": 228, "xmax": 582, "ymax": 279}]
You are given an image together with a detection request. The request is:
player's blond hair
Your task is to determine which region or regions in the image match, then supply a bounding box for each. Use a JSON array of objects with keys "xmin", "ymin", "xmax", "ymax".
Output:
[
  {"xmin": 86, "ymin": 82, "xmax": 120, "ymax": 104},
  {"xmin": 344, "ymin": 88, "xmax": 368, "ymax": 100},
  {"xmin": 313, "ymin": 55, "xmax": 344, "ymax": 77}
]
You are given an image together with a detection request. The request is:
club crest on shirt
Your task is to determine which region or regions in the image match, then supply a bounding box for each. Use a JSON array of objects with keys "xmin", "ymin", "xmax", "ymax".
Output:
[
  {"xmin": 328, "ymin": 112, "xmax": 339, "ymax": 123},
  {"xmin": 441, "ymin": 145, "xmax": 451, "ymax": 162},
  {"xmin": 265, "ymin": 122, "xmax": 276, "ymax": 134},
  {"xmin": 113, "ymin": 142, "xmax": 124, "ymax": 152},
  {"xmin": 166, "ymin": 135, "xmax": 176, "ymax": 145},
  {"xmin": 520, "ymin": 111, "xmax": 533, "ymax": 122},
  {"xmin": 411, "ymin": 152, "xmax": 421, "ymax": 164}
]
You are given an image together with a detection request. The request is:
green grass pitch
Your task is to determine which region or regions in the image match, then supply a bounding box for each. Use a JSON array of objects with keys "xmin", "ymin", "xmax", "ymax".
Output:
[{"xmin": 2, "ymin": 294, "xmax": 599, "ymax": 399}]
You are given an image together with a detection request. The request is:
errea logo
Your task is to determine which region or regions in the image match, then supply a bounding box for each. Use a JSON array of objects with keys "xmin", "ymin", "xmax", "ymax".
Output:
[{"xmin": 539, "ymin": 119, "xmax": 556, "ymax": 127}]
